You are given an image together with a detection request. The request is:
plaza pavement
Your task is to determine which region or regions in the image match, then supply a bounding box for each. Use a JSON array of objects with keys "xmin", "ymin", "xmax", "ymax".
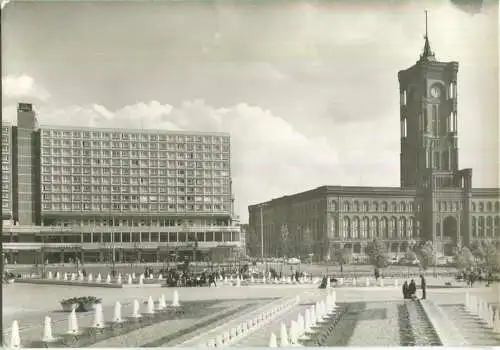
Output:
[{"xmin": 3, "ymin": 282, "xmax": 497, "ymax": 347}]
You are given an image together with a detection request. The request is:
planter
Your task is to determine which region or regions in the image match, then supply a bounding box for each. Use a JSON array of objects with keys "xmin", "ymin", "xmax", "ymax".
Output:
[
  {"xmin": 79, "ymin": 302, "xmax": 98, "ymax": 312},
  {"xmin": 61, "ymin": 302, "xmax": 78, "ymax": 312}
]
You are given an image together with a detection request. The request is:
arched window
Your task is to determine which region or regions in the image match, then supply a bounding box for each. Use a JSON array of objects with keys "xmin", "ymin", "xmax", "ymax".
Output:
[
  {"xmin": 472, "ymin": 217, "xmax": 477, "ymax": 236},
  {"xmin": 408, "ymin": 217, "xmax": 413, "ymax": 237},
  {"xmin": 382, "ymin": 202, "xmax": 388, "ymax": 212},
  {"xmin": 399, "ymin": 217, "xmax": 406, "ymax": 238},
  {"xmin": 343, "ymin": 217, "xmax": 351, "ymax": 238},
  {"xmin": 370, "ymin": 217, "xmax": 378, "ymax": 238},
  {"xmin": 352, "ymin": 217, "xmax": 360, "ymax": 239},
  {"xmin": 330, "ymin": 200, "xmax": 338, "ymax": 211},
  {"xmin": 495, "ymin": 202, "xmax": 500, "ymax": 213},
  {"xmin": 479, "ymin": 202, "xmax": 484, "ymax": 212},
  {"xmin": 391, "ymin": 202, "xmax": 397, "ymax": 212},
  {"xmin": 363, "ymin": 201, "xmax": 369, "ymax": 212},
  {"xmin": 487, "ymin": 202, "xmax": 493, "ymax": 212},
  {"xmin": 354, "ymin": 201, "xmax": 360, "ymax": 212},
  {"xmin": 432, "ymin": 105, "xmax": 438, "ymax": 135},
  {"xmin": 362, "ymin": 217, "xmax": 369, "ymax": 238},
  {"xmin": 472, "ymin": 202, "xmax": 476, "ymax": 212},
  {"xmin": 478, "ymin": 216, "xmax": 485, "ymax": 236},
  {"xmin": 381, "ymin": 217, "xmax": 388, "ymax": 238},
  {"xmin": 486, "ymin": 216, "xmax": 493, "ymax": 236},
  {"xmin": 389, "ymin": 217, "xmax": 397, "ymax": 237},
  {"xmin": 343, "ymin": 201, "xmax": 350, "ymax": 212},
  {"xmin": 372, "ymin": 202, "xmax": 379, "ymax": 212},
  {"xmin": 400, "ymin": 201, "xmax": 406, "ymax": 212}
]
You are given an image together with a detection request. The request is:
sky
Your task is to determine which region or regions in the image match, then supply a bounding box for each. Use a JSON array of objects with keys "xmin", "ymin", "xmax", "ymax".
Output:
[{"xmin": 1, "ymin": 0, "xmax": 499, "ymax": 222}]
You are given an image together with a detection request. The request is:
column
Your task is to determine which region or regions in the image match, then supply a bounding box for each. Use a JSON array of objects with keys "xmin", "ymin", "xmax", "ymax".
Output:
[
  {"xmin": 60, "ymin": 250, "xmax": 65, "ymax": 264},
  {"xmin": 118, "ymin": 249, "xmax": 124, "ymax": 263},
  {"xmin": 99, "ymin": 250, "xmax": 104, "ymax": 263},
  {"xmin": 137, "ymin": 249, "xmax": 142, "ymax": 263},
  {"xmin": 80, "ymin": 250, "xmax": 85, "ymax": 265},
  {"xmin": 156, "ymin": 248, "xmax": 160, "ymax": 263}
]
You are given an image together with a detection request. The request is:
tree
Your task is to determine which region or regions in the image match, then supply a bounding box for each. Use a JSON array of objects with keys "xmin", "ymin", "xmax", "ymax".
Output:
[
  {"xmin": 470, "ymin": 240, "xmax": 486, "ymax": 263},
  {"xmin": 331, "ymin": 246, "xmax": 351, "ymax": 273},
  {"xmin": 416, "ymin": 241, "xmax": 435, "ymax": 271},
  {"xmin": 482, "ymin": 241, "xmax": 499, "ymax": 272},
  {"xmin": 365, "ymin": 238, "xmax": 389, "ymax": 269},
  {"xmin": 454, "ymin": 246, "xmax": 474, "ymax": 271}
]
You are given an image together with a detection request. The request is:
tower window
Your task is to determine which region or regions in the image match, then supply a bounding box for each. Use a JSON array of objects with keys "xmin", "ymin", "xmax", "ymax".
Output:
[
  {"xmin": 433, "ymin": 151, "xmax": 440, "ymax": 169},
  {"xmin": 432, "ymin": 105, "xmax": 438, "ymax": 135}
]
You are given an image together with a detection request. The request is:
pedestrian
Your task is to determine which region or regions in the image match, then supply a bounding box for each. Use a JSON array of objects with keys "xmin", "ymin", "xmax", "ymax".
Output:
[
  {"xmin": 402, "ymin": 280, "xmax": 409, "ymax": 299},
  {"xmin": 408, "ymin": 279, "xmax": 417, "ymax": 299},
  {"xmin": 420, "ymin": 274, "xmax": 426, "ymax": 300}
]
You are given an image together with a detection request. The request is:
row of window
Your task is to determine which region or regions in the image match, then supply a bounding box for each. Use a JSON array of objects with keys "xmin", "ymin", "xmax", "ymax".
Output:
[
  {"xmin": 329, "ymin": 200, "xmax": 416, "ymax": 213},
  {"xmin": 41, "ymin": 158, "xmax": 230, "ymax": 169},
  {"xmin": 43, "ymin": 194, "xmax": 228, "ymax": 203},
  {"xmin": 42, "ymin": 175, "xmax": 228, "ymax": 186},
  {"xmin": 42, "ymin": 202, "xmax": 230, "ymax": 212},
  {"xmin": 324, "ymin": 200, "xmax": 500, "ymax": 213},
  {"xmin": 48, "ymin": 218, "xmax": 230, "ymax": 227},
  {"xmin": 38, "ymin": 231, "xmax": 239, "ymax": 244},
  {"xmin": 41, "ymin": 185, "xmax": 229, "ymax": 196},
  {"xmin": 41, "ymin": 153, "xmax": 228, "ymax": 163},
  {"xmin": 41, "ymin": 140, "xmax": 230, "ymax": 151},
  {"xmin": 41, "ymin": 172, "xmax": 225, "ymax": 184},
  {"xmin": 41, "ymin": 167, "xmax": 229, "ymax": 179},
  {"xmin": 471, "ymin": 202, "xmax": 500, "ymax": 213},
  {"xmin": 41, "ymin": 129, "xmax": 229, "ymax": 143}
]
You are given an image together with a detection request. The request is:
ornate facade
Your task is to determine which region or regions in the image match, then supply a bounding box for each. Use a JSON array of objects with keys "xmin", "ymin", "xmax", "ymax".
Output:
[{"xmin": 248, "ymin": 20, "xmax": 500, "ymax": 259}]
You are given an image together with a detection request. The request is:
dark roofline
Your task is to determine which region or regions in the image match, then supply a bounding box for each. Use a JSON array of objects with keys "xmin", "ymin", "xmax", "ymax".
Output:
[{"xmin": 248, "ymin": 185, "xmax": 417, "ymax": 210}]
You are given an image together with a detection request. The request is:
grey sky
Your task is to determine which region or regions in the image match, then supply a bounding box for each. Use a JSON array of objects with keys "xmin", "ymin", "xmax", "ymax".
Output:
[{"xmin": 2, "ymin": 0, "xmax": 498, "ymax": 222}]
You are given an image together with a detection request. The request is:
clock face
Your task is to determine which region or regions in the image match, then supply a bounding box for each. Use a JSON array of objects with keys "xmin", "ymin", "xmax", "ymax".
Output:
[{"xmin": 430, "ymin": 86, "xmax": 441, "ymax": 98}]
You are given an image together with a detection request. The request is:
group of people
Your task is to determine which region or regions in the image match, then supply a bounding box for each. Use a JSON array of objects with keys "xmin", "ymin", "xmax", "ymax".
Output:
[
  {"xmin": 402, "ymin": 274, "xmax": 426, "ymax": 300},
  {"xmin": 457, "ymin": 269, "xmax": 494, "ymax": 287}
]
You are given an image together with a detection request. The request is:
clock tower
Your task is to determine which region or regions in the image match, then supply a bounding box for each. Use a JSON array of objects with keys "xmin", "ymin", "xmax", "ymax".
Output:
[
  {"xmin": 398, "ymin": 11, "xmax": 460, "ymax": 190},
  {"xmin": 397, "ymin": 11, "xmax": 473, "ymax": 249}
]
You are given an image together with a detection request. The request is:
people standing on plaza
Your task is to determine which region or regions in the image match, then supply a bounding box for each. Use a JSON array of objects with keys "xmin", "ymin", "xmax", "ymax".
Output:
[
  {"xmin": 420, "ymin": 274, "xmax": 426, "ymax": 300},
  {"xmin": 402, "ymin": 280, "xmax": 409, "ymax": 299},
  {"xmin": 374, "ymin": 267, "xmax": 380, "ymax": 280},
  {"xmin": 408, "ymin": 279, "xmax": 417, "ymax": 299}
]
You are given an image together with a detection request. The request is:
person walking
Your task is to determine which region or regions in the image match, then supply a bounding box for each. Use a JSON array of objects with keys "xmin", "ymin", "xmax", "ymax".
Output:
[{"xmin": 420, "ymin": 274, "xmax": 426, "ymax": 300}]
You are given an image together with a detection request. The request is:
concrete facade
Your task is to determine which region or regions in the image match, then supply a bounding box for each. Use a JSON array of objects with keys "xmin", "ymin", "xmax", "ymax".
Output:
[
  {"xmin": 2, "ymin": 104, "xmax": 242, "ymax": 264},
  {"xmin": 247, "ymin": 33, "xmax": 500, "ymax": 259}
]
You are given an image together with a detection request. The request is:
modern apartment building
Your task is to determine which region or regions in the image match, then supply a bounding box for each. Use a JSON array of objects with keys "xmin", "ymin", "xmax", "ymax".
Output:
[
  {"xmin": 2, "ymin": 103, "xmax": 242, "ymax": 264},
  {"xmin": 247, "ymin": 27, "xmax": 500, "ymax": 260}
]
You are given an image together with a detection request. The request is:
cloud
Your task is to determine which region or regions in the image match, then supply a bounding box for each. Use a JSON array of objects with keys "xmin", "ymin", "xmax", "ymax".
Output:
[{"xmin": 2, "ymin": 75, "xmax": 51, "ymax": 102}]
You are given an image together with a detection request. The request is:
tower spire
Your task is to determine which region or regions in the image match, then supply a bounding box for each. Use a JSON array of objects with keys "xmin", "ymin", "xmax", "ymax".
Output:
[{"xmin": 418, "ymin": 10, "xmax": 436, "ymax": 63}]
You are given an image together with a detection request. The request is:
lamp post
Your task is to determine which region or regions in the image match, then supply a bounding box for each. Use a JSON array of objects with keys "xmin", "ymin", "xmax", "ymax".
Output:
[{"xmin": 408, "ymin": 239, "xmax": 416, "ymax": 276}]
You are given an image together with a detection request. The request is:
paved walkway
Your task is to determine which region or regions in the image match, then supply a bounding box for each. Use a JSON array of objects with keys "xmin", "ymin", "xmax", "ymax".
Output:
[
  {"xmin": 346, "ymin": 301, "xmax": 401, "ymax": 346},
  {"xmin": 3, "ymin": 281, "xmax": 497, "ymax": 347}
]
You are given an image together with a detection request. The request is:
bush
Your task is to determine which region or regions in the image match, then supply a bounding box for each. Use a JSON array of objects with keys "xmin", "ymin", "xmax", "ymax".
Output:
[{"xmin": 61, "ymin": 296, "xmax": 102, "ymax": 312}]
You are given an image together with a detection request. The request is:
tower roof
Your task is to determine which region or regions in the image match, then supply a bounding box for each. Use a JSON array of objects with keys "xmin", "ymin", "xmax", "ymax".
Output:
[{"xmin": 418, "ymin": 10, "xmax": 436, "ymax": 64}]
